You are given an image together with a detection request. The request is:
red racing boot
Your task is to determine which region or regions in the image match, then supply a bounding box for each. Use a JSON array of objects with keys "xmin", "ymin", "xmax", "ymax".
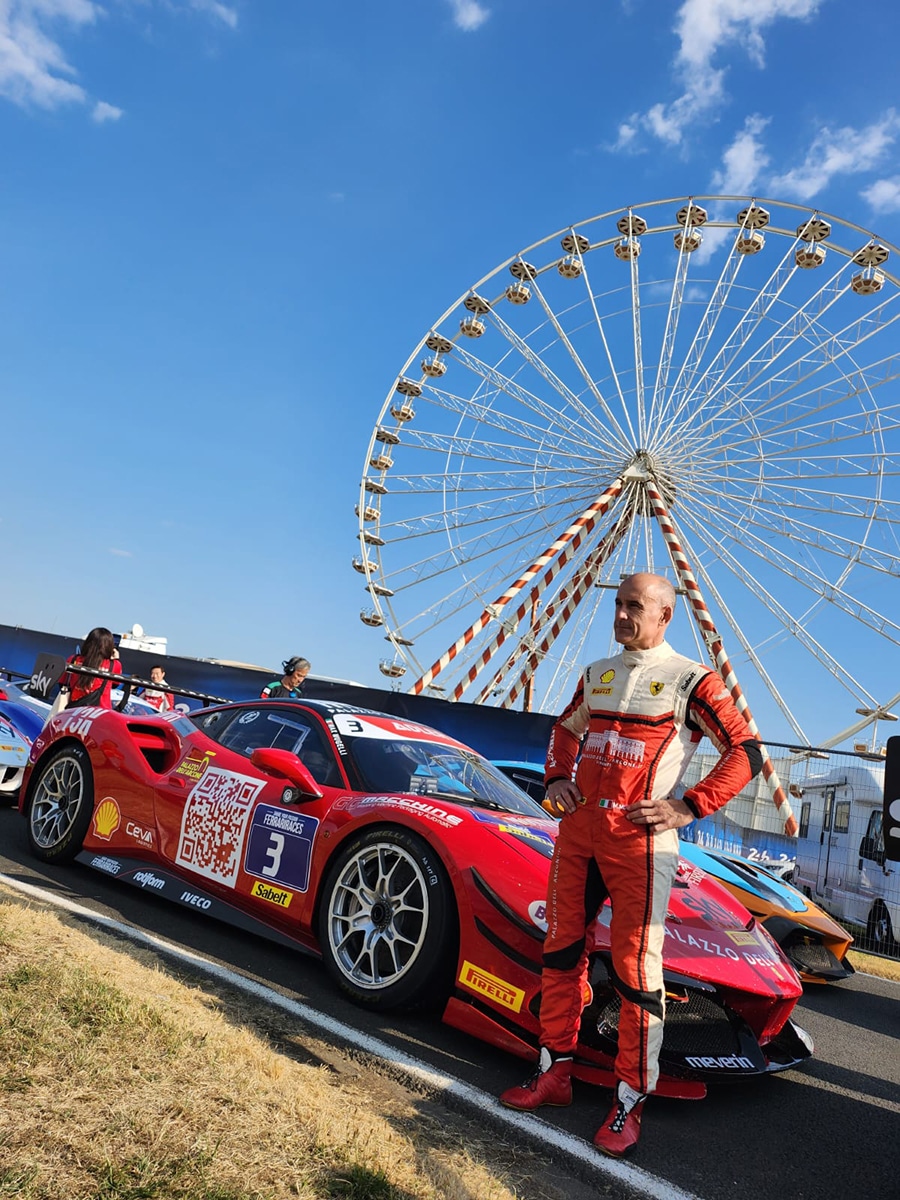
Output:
[
  {"xmin": 499, "ymin": 1047, "xmax": 573, "ymax": 1111},
  {"xmin": 593, "ymin": 1081, "xmax": 647, "ymax": 1158}
]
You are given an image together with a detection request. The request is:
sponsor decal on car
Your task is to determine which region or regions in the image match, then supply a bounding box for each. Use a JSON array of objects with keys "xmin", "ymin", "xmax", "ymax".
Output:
[
  {"xmin": 664, "ymin": 924, "xmax": 741, "ymax": 960},
  {"xmin": 347, "ymin": 795, "xmax": 463, "ymax": 828},
  {"xmin": 251, "ymin": 880, "xmax": 294, "ymax": 908},
  {"xmin": 528, "ymin": 899, "xmax": 548, "ymax": 931},
  {"xmin": 727, "ymin": 931, "xmax": 759, "ymax": 946},
  {"xmin": 133, "ymin": 871, "xmax": 165, "ymax": 891},
  {"xmin": 244, "ymin": 805, "xmax": 319, "ymax": 893},
  {"xmin": 458, "ymin": 960, "xmax": 525, "ymax": 1013},
  {"xmin": 55, "ymin": 709, "xmax": 103, "ymax": 738},
  {"xmin": 92, "ymin": 797, "xmax": 121, "ymax": 841},
  {"xmin": 125, "ymin": 820, "xmax": 154, "ymax": 848},
  {"xmin": 176, "ymin": 767, "xmax": 265, "ymax": 888},
  {"xmin": 175, "ymin": 749, "xmax": 217, "ymax": 781},
  {"xmin": 496, "ymin": 823, "xmax": 555, "ymax": 849},
  {"xmin": 684, "ymin": 1054, "xmax": 755, "ymax": 1071},
  {"xmin": 90, "ymin": 855, "xmax": 122, "ymax": 874}
]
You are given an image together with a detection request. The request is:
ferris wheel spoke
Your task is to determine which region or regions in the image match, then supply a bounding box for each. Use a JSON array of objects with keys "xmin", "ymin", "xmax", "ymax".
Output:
[
  {"xmin": 376, "ymin": 484, "xmax": 595, "ymax": 542},
  {"xmin": 684, "ymin": 495, "xmax": 900, "ymax": 649},
  {"xmin": 440, "ymin": 346, "xmax": 617, "ymax": 453},
  {"xmin": 647, "ymin": 235, "xmax": 696, "ymax": 437},
  {"xmin": 682, "ymin": 288, "xmax": 900, "ymax": 445},
  {"xmin": 654, "ymin": 221, "xmax": 749, "ymax": 433},
  {"xmin": 673, "ymin": 258, "xmax": 850, "ymax": 430},
  {"xmin": 662, "ymin": 231, "xmax": 802, "ymax": 432},
  {"xmin": 473, "ymin": 307, "xmax": 616, "ymax": 445},
  {"xmin": 674, "ymin": 515, "xmax": 816, "ymax": 740},
  {"xmin": 504, "ymin": 264, "xmax": 635, "ymax": 447}
]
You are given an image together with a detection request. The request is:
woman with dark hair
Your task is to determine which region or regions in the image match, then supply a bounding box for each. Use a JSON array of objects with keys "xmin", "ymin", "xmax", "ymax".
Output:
[{"xmin": 59, "ymin": 627, "xmax": 123, "ymax": 709}]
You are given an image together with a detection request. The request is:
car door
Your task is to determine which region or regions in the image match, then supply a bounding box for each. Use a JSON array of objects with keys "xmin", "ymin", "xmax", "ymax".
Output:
[{"xmin": 164, "ymin": 705, "xmax": 341, "ymax": 931}]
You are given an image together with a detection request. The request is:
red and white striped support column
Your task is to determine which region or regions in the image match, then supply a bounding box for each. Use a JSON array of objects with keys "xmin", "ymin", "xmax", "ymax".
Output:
[
  {"xmin": 409, "ymin": 478, "xmax": 625, "ymax": 698},
  {"xmin": 503, "ymin": 511, "xmax": 633, "ymax": 709},
  {"xmin": 646, "ymin": 482, "xmax": 797, "ymax": 837}
]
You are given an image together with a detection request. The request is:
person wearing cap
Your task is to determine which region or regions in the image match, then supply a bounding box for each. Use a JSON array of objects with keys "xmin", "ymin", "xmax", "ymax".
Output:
[{"xmin": 260, "ymin": 657, "xmax": 311, "ymax": 699}]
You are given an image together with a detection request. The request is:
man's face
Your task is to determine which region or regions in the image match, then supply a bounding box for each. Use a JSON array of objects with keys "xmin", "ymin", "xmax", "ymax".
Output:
[
  {"xmin": 150, "ymin": 668, "xmax": 164, "ymax": 684},
  {"xmin": 613, "ymin": 578, "xmax": 668, "ymax": 650},
  {"xmin": 289, "ymin": 668, "xmax": 308, "ymax": 687}
]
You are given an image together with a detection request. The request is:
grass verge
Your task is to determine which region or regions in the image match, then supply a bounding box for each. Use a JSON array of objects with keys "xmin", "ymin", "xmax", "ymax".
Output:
[
  {"xmin": 847, "ymin": 948, "xmax": 900, "ymax": 982},
  {"xmin": 0, "ymin": 898, "xmax": 521, "ymax": 1200}
]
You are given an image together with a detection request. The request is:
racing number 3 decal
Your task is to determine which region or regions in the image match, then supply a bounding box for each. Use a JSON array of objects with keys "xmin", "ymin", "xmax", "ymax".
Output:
[{"xmin": 244, "ymin": 805, "xmax": 319, "ymax": 892}]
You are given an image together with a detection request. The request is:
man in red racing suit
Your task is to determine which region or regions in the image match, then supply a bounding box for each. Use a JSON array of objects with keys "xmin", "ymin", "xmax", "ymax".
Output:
[{"xmin": 500, "ymin": 573, "xmax": 762, "ymax": 1158}]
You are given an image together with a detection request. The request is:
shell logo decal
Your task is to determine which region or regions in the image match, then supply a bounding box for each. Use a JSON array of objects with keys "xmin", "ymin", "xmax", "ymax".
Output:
[
  {"xmin": 93, "ymin": 797, "xmax": 121, "ymax": 841},
  {"xmin": 600, "ymin": 669, "xmax": 615, "ymax": 683},
  {"xmin": 650, "ymin": 681, "xmax": 665, "ymax": 695}
]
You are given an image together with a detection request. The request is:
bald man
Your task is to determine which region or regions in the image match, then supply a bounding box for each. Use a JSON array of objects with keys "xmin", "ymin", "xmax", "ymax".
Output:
[{"xmin": 500, "ymin": 573, "xmax": 762, "ymax": 1157}]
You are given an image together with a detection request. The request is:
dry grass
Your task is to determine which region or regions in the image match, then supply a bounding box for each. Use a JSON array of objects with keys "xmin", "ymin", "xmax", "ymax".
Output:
[
  {"xmin": 847, "ymin": 948, "xmax": 900, "ymax": 982},
  {"xmin": 0, "ymin": 897, "xmax": 524, "ymax": 1200}
]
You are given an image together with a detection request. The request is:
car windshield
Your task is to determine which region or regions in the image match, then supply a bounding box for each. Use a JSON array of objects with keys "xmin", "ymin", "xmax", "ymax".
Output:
[{"xmin": 346, "ymin": 732, "xmax": 545, "ymax": 818}]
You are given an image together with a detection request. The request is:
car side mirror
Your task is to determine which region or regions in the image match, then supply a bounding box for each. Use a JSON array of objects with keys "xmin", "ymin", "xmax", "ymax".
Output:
[{"xmin": 250, "ymin": 747, "xmax": 323, "ymax": 799}]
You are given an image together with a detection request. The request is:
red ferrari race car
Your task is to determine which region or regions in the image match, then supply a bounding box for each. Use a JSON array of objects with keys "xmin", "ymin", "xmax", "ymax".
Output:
[{"xmin": 19, "ymin": 698, "xmax": 812, "ymax": 1099}]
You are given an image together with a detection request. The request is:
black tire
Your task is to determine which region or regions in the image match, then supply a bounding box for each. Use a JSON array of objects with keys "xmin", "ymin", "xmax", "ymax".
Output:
[
  {"xmin": 865, "ymin": 901, "xmax": 898, "ymax": 955},
  {"xmin": 26, "ymin": 745, "xmax": 95, "ymax": 863},
  {"xmin": 317, "ymin": 826, "xmax": 458, "ymax": 1010}
]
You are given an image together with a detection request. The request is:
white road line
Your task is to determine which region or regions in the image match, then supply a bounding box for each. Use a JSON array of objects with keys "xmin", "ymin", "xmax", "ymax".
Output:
[{"xmin": 0, "ymin": 872, "xmax": 702, "ymax": 1200}]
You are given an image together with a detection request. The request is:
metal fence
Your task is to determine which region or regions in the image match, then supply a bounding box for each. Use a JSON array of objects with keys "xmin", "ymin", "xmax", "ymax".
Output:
[{"xmin": 682, "ymin": 743, "xmax": 898, "ymax": 959}]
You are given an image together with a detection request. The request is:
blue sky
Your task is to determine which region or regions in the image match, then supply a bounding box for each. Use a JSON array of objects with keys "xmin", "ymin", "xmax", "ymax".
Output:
[{"xmin": 2, "ymin": 0, "xmax": 900, "ymax": 747}]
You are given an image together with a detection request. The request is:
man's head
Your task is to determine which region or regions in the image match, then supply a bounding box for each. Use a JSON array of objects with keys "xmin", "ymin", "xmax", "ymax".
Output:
[
  {"xmin": 150, "ymin": 665, "xmax": 165, "ymax": 684},
  {"xmin": 282, "ymin": 656, "xmax": 311, "ymax": 687},
  {"xmin": 613, "ymin": 573, "xmax": 675, "ymax": 650}
]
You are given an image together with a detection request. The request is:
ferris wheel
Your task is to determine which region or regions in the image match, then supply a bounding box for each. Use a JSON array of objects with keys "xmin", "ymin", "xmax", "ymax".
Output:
[{"xmin": 354, "ymin": 194, "xmax": 900, "ymax": 791}]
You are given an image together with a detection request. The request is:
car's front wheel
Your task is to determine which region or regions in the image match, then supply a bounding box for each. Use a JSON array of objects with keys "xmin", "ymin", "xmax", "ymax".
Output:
[
  {"xmin": 318, "ymin": 826, "xmax": 457, "ymax": 1010},
  {"xmin": 27, "ymin": 745, "xmax": 95, "ymax": 863}
]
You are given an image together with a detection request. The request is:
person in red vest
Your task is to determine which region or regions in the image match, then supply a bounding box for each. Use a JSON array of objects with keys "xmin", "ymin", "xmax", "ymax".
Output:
[{"xmin": 59, "ymin": 627, "xmax": 122, "ymax": 709}]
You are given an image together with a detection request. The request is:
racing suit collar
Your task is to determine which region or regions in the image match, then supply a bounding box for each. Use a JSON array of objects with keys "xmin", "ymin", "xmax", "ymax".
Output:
[{"xmin": 620, "ymin": 640, "xmax": 673, "ymax": 669}]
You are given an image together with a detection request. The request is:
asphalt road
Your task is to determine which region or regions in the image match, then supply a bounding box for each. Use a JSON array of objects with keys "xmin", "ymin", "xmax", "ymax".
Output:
[{"xmin": 1, "ymin": 804, "xmax": 897, "ymax": 1200}]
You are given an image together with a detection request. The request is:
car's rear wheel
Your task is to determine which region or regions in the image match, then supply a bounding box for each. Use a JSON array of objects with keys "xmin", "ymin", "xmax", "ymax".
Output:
[
  {"xmin": 318, "ymin": 826, "xmax": 457, "ymax": 1010},
  {"xmin": 27, "ymin": 745, "xmax": 95, "ymax": 863},
  {"xmin": 865, "ymin": 901, "xmax": 898, "ymax": 955}
]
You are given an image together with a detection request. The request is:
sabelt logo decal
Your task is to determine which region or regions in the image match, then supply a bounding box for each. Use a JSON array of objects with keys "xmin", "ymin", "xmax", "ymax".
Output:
[
  {"xmin": 459, "ymin": 960, "xmax": 525, "ymax": 1013},
  {"xmin": 251, "ymin": 880, "xmax": 294, "ymax": 908}
]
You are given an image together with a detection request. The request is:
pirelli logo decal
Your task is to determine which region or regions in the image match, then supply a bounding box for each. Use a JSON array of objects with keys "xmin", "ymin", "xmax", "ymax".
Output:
[
  {"xmin": 726, "ymin": 931, "xmax": 758, "ymax": 946},
  {"xmin": 459, "ymin": 960, "xmax": 525, "ymax": 1013},
  {"xmin": 250, "ymin": 880, "xmax": 294, "ymax": 908}
]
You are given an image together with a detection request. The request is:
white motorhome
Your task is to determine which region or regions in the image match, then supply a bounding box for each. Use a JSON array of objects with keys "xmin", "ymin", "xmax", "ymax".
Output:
[{"xmin": 792, "ymin": 763, "xmax": 898, "ymax": 952}]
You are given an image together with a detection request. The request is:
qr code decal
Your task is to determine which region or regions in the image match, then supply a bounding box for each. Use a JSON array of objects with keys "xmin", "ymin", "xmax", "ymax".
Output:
[{"xmin": 176, "ymin": 767, "xmax": 264, "ymax": 887}]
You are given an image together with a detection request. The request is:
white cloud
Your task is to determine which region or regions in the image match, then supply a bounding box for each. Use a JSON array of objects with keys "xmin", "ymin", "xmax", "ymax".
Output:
[
  {"xmin": 770, "ymin": 110, "xmax": 900, "ymax": 200},
  {"xmin": 109, "ymin": 547, "xmax": 133, "ymax": 557},
  {"xmin": 188, "ymin": 0, "xmax": 237, "ymax": 29},
  {"xmin": 447, "ymin": 0, "xmax": 489, "ymax": 32},
  {"xmin": 621, "ymin": 0, "xmax": 823, "ymax": 149},
  {"xmin": 92, "ymin": 98, "xmax": 122, "ymax": 122},
  {"xmin": 712, "ymin": 113, "xmax": 770, "ymax": 192},
  {"xmin": 0, "ymin": 0, "xmax": 99, "ymax": 109},
  {"xmin": 0, "ymin": 0, "xmax": 236, "ymax": 115},
  {"xmin": 861, "ymin": 176, "xmax": 900, "ymax": 214}
]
